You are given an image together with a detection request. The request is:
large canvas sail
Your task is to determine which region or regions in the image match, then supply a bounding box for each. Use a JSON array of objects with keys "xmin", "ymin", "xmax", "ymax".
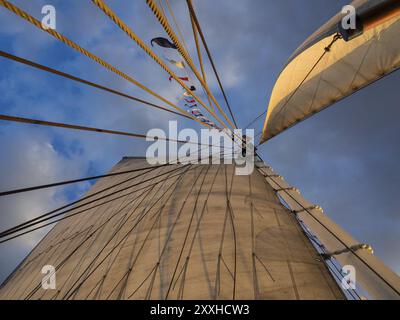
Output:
[
  {"xmin": 261, "ymin": 0, "xmax": 400, "ymax": 143},
  {"xmin": 0, "ymin": 158, "xmax": 344, "ymax": 300}
]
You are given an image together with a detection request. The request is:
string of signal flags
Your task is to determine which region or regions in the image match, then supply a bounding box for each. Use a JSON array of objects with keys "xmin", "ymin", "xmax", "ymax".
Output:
[{"xmin": 151, "ymin": 36, "xmax": 222, "ymax": 131}]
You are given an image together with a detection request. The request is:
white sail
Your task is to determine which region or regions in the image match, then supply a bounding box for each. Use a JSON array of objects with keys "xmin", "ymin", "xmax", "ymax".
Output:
[
  {"xmin": 256, "ymin": 160, "xmax": 400, "ymax": 299},
  {"xmin": 261, "ymin": 0, "xmax": 400, "ymax": 143}
]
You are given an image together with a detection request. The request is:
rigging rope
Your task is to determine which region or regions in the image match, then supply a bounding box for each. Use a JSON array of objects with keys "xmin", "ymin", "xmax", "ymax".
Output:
[
  {"xmin": 0, "ymin": 159, "xmax": 168, "ymax": 197},
  {"xmin": 186, "ymin": 1, "xmax": 214, "ymax": 112},
  {"xmin": 0, "ymin": 165, "xmax": 162, "ymax": 237},
  {"xmin": 0, "ymin": 0, "xmax": 208, "ymax": 128},
  {"xmin": 0, "ymin": 165, "xmax": 192, "ymax": 241},
  {"xmin": 0, "ymin": 145, "xmax": 231, "ymax": 241},
  {"xmin": 163, "ymin": 0, "xmax": 215, "ymax": 113},
  {"xmin": 0, "ymin": 114, "xmax": 217, "ymax": 151},
  {"xmin": 91, "ymin": 0, "xmax": 230, "ymax": 131},
  {"xmin": 0, "ymin": 50, "xmax": 191, "ymax": 120},
  {"xmin": 272, "ymin": 33, "xmax": 342, "ymax": 122},
  {"xmin": 144, "ymin": 0, "xmax": 236, "ymax": 129},
  {"xmin": 245, "ymin": 33, "xmax": 342, "ymax": 136},
  {"xmin": 186, "ymin": 0, "xmax": 239, "ymax": 128}
]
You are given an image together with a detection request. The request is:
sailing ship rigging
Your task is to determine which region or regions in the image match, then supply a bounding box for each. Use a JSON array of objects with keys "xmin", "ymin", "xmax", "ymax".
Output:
[{"xmin": 0, "ymin": 0, "xmax": 399, "ymax": 300}]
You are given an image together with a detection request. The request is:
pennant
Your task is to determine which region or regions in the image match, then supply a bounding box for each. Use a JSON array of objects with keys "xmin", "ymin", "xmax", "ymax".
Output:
[
  {"xmin": 151, "ymin": 37, "xmax": 177, "ymax": 49},
  {"xmin": 185, "ymin": 104, "xmax": 198, "ymax": 108},
  {"xmin": 167, "ymin": 59, "xmax": 185, "ymax": 69},
  {"xmin": 183, "ymin": 91, "xmax": 192, "ymax": 97},
  {"xmin": 169, "ymin": 76, "xmax": 189, "ymax": 82},
  {"xmin": 191, "ymin": 110, "xmax": 203, "ymax": 116},
  {"xmin": 189, "ymin": 86, "xmax": 196, "ymax": 91},
  {"xmin": 185, "ymin": 99, "xmax": 196, "ymax": 103}
]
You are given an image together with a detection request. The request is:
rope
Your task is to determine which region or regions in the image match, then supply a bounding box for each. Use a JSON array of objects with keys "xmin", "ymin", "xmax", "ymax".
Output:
[
  {"xmin": 0, "ymin": 144, "xmax": 229, "ymax": 241},
  {"xmin": 126, "ymin": 166, "xmax": 206, "ymax": 299},
  {"xmin": 187, "ymin": 3, "xmax": 214, "ymax": 112},
  {"xmin": 0, "ymin": 0, "xmax": 207, "ymax": 127},
  {"xmin": 0, "ymin": 50, "xmax": 192, "ymax": 120},
  {"xmin": 186, "ymin": 0, "xmax": 239, "ymax": 128},
  {"xmin": 0, "ymin": 111, "xmax": 235, "ymax": 198},
  {"xmin": 0, "ymin": 165, "xmax": 192, "ymax": 242},
  {"xmin": 272, "ymin": 33, "xmax": 342, "ymax": 122},
  {"xmin": 0, "ymin": 114, "xmax": 215, "ymax": 149},
  {"xmin": 246, "ymin": 33, "xmax": 342, "ymax": 138},
  {"xmin": 0, "ymin": 159, "xmax": 168, "ymax": 198},
  {"xmin": 164, "ymin": 0, "xmax": 190, "ymax": 60},
  {"xmin": 23, "ymin": 167, "xmax": 175, "ymax": 299},
  {"xmin": 164, "ymin": 0, "xmax": 215, "ymax": 113},
  {"xmin": 0, "ymin": 165, "xmax": 163, "ymax": 238},
  {"xmin": 164, "ymin": 166, "xmax": 209, "ymax": 299},
  {"xmin": 244, "ymin": 110, "xmax": 266, "ymax": 129},
  {"xmin": 225, "ymin": 165, "xmax": 237, "ymax": 299},
  {"xmin": 63, "ymin": 165, "xmax": 188, "ymax": 299},
  {"xmin": 91, "ymin": 0, "xmax": 230, "ymax": 131},
  {"xmin": 145, "ymin": 0, "xmax": 236, "ymax": 129},
  {"xmin": 62, "ymin": 165, "xmax": 193, "ymax": 299}
]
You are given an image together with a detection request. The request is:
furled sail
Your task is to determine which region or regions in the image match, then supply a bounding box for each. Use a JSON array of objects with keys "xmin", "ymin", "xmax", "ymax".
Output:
[{"xmin": 260, "ymin": 0, "xmax": 400, "ymax": 143}]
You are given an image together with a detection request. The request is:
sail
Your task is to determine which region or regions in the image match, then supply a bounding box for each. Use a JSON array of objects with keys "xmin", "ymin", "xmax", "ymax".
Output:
[
  {"xmin": 256, "ymin": 160, "xmax": 400, "ymax": 299},
  {"xmin": 0, "ymin": 158, "xmax": 344, "ymax": 300},
  {"xmin": 260, "ymin": 0, "xmax": 400, "ymax": 143}
]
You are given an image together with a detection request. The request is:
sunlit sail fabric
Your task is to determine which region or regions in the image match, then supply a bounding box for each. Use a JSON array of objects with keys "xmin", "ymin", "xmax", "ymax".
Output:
[{"xmin": 261, "ymin": 0, "xmax": 400, "ymax": 143}]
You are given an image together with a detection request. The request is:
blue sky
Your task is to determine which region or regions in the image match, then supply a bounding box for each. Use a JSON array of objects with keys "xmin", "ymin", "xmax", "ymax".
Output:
[{"xmin": 0, "ymin": 0, "xmax": 399, "ymax": 284}]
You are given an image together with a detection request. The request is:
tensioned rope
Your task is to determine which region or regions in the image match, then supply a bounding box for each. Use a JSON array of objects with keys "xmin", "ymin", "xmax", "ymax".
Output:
[
  {"xmin": 0, "ymin": 114, "xmax": 224, "ymax": 152},
  {"xmin": 0, "ymin": 0, "xmax": 209, "ymax": 129},
  {"xmin": 0, "ymin": 165, "xmax": 165, "ymax": 238},
  {"xmin": 0, "ymin": 178, "xmax": 158, "ymax": 244},
  {"xmin": 0, "ymin": 160, "xmax": 168, "ymax": 197},
  {"xmin": 272, "ymin": 33, "xmax": 342, "ymax": 122},
  {"xmin": 91, "ymin": 0, "xmax": 231, "ymax": 131},
  {"xmin": 62, "ymin": 164, "xmax": 204, "ymax": 299},
  {"xmin": 163, "ymin": 0, "xmax": 190, "ymax": 61},
  {"xmin": 245, "ymin": 33, "xmax": 342, "ymax": 134},
  {"xmin": 186, "ymin": 1, "xmax": 214, "ymax": 112},
  {"xmin": 164, "ymin": 165, "xmax": 210, "ymax": 299},
  {"xmin": 163, "ymin": 0, "xmax": 215, "ymax": 113},
  {"xmin": 0, "ymin": 164, "xmax": 192, "ymax": 241},
  {"xmin": 22, "ymin": 165, "xmax": 190, "ymax": 299},
  {"xmin": 186, "ymin": 0, "xmax": 239, "ymax": 128},
  {"xmin": 0, "ymin": 113, "xmax": 233, "ymax": 197},
  {"xmin": 0, "ymin": 50, "xmax": 191, "ymax": 120},
  {"xmin": 0, "ymin": 146, "xmax": 232, "ymax": 241},
  {"xmin": 143, "ymin": 0, "xmax": 247, "ymax": 150},
  {"xmin": 61, "ymin": 165, "xmax": 196, "ymax": 300},
  {"xmin": 144, "ymin": 0, "xmax": 237, "ymax": 129},
  {"xmin": 244, "ymin": 110, "xmax": 266, "ymax": 130}
]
